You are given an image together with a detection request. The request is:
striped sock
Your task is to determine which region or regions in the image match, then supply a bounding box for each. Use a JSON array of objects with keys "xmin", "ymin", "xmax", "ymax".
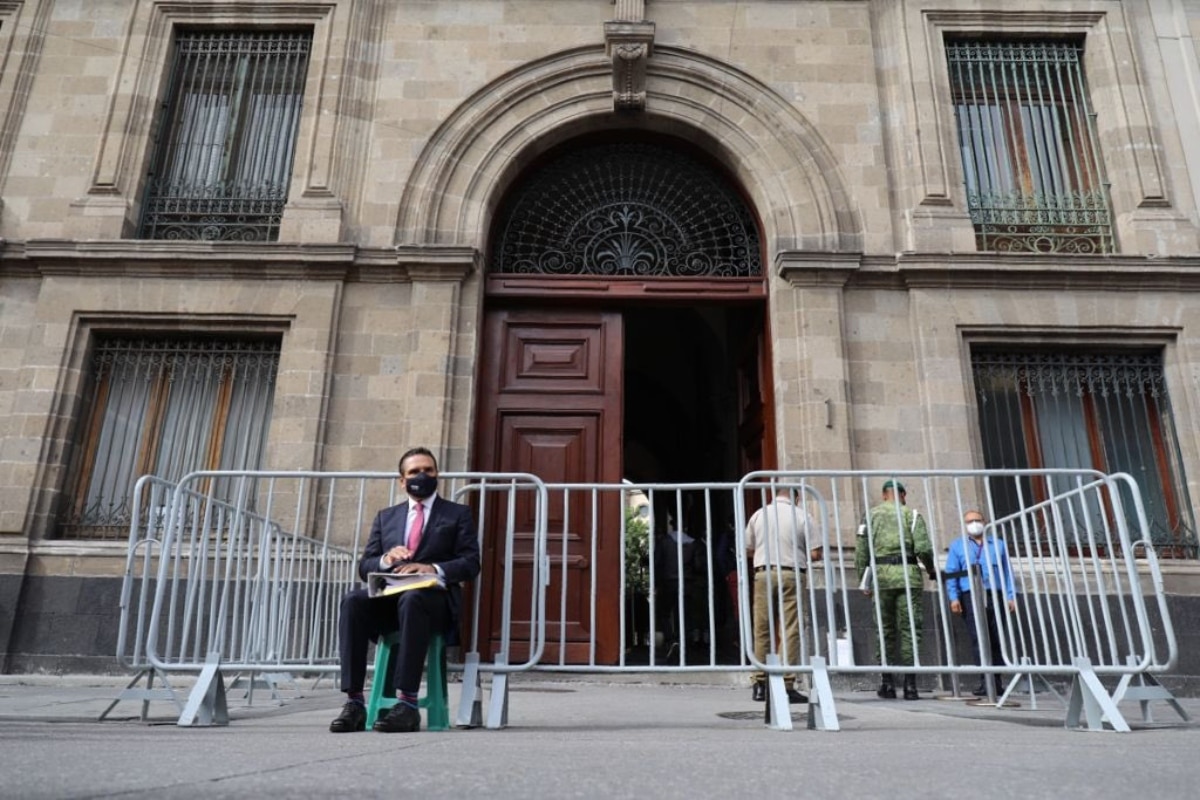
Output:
[
  {"xmin": 399, "ymin": 691, "xmax": 419, "ymax": 710},
  {"xmin": 347, "ymin": 691, "xmax": 365, "ymax": 705}
]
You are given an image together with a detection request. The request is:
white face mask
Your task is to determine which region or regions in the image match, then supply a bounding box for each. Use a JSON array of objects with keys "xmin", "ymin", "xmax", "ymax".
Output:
[{"xmin": 965, "ymin": 521, "xmax": 985, "ymax": 537}]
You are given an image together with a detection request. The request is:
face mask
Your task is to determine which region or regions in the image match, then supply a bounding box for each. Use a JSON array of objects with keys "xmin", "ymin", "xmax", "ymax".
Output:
[
  {"xmin": 406, "ymin": 472, "xmax": 438, "ymax": 499},
  {"xmin": 966, "ymin": 521, "xmax": 985, "ymax": 537}
]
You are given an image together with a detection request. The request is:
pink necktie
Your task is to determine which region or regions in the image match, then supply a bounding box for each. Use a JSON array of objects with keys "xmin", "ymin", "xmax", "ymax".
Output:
[{"xmin": 408, "ymin": 501, "xmax": 425, "ymax": 553}]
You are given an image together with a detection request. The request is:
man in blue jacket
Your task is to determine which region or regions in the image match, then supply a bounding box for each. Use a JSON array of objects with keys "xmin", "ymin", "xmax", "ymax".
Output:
[{"xmin": 944, "ymin": 508, "xmax": 1016, "ymax": 697}]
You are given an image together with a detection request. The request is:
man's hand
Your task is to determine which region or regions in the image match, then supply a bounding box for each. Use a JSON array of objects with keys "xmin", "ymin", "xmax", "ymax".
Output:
[
  {"xmin": 950, "ymin": 599, "xmax": 963, "ymax": 615},
  {"xmin": 1006, "ymin": 598, "xmax": 1017, "ymax": 612},
  {"xmin": 382, "ymin": 546, "xmax": 412, "ymax": 569},
  {"xmin": 396, "ymin": 562, "xmax": 435, "ymax": 575}
]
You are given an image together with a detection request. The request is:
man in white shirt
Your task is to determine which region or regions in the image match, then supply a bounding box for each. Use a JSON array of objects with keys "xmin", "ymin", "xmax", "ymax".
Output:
[{"xmin": 745, "ymin": 487, "xmax": 812, "ymax": 704}]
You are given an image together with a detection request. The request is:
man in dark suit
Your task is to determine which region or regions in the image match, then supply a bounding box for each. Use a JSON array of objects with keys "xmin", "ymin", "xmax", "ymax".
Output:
[{"xmin": 329, "ymin": 447, "xmax": 480, "ymax": 733}]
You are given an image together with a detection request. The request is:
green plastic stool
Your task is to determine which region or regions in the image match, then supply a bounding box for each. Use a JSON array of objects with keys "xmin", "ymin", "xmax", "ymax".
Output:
[{"xmin": 365, "ymin": 631, "xmax": 449, "ymax": 731}]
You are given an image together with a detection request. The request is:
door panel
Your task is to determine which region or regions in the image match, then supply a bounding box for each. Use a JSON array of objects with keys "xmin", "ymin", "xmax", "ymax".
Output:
[
  {"xmin": 475, "ymin": 309, "xmax": 623, "ymax": 664},
  {"xmin": 736, "ymin": 320, "xmax": 774, "ymax": 521}
]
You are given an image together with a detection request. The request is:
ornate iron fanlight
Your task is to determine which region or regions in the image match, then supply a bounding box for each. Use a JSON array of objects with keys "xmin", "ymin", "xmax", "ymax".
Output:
[{"xmin": 491, "ymin": 142, "xmax": 762, "ymax": 278}]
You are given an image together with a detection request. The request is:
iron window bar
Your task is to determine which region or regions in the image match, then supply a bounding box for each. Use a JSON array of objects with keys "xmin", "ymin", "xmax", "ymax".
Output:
[
  {"xmin": 138, "ymin": 30, "xmax": 312, "ymax": 242},
  {"xmin": 947, "ymin": 40, "xmax": 1114, "ymax": 254}
]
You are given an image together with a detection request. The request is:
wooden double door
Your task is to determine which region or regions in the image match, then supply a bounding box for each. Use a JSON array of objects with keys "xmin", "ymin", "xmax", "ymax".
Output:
[
  {"xmin": 474, "ymin": 309, "xmax": 623, "ymax": 664},
  {"xmin": 473, "ymin": 306, "xmax": 769, "ymax": 664}
]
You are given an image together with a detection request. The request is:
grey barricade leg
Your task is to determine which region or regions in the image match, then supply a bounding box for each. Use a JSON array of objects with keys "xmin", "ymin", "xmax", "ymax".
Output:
[
  {"xmin": 228, "ymin": 671, "xmax": 296, "ymax": 705},
  {"xmin": 1065, "ymin": 656, "xmax": 1129, "ymax": 733},
  {"xmin": 806, "ymin": 656, "xmax": 840, "ymax": 732},
  {"xmin": 178, "ymin": 652, "xmax": 229, "ymax": 727},
  {"xmin": 99, "ymin": 668, "xmax": 182, "ymax": 722},
  {"xmin": 456, "ymin": 651, "xmax": 484, "ymax": 728},
  {"xmin": 1111, "ymin": 655, "xmax": 1190, "ymax": 724},
  {"xmin": 487, "ymin": 653, "xmax": 510, "ymax": 730},
  {"xmin": 763, "ymin": 655, "xmax": 792, "ymax": 731},
  {"xmin": 1005, "ymin": 656, "xmax": 1065, "ymax": 710}
]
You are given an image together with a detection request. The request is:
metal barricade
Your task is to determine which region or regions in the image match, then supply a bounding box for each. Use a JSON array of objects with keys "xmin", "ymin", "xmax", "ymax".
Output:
[
  {"xmin": 107, "ymin": 468, "xmax": 1183, "ymax": 733},
  {"xmin": 107, "ymin": 470, "xmax": 548, "ymax": 726},
  {"xmin": 100, "ymin": 475, "xmax": 183, "ymax": 720},
  {"xmin": 733, "ymin": 470, "xmax": 1186, "ymax": 731},
  {"xmin": 531, "ymin": 482, "xmax": 749, "ymax": 674}
]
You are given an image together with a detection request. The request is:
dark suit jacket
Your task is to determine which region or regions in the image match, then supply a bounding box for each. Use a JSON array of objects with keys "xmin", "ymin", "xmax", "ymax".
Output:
[{"xmin": 357, "ymin": 496, "xmax": 481, "ymax": 632}]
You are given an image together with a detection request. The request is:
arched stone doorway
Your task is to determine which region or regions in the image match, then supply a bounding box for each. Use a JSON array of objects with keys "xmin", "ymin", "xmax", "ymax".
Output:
[
  {"xmin": 394, "ymin": 45, "xmax": 862, "ymax": 665},
  {"xmin": 474, "ymin": 136, "xmax": 772, "ymax": 664}
]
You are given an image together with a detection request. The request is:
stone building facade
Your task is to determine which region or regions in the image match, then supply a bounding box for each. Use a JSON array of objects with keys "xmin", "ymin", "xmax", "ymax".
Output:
[{"xmin": 1, "ymin": 0, "xmax": 1199, "ymax": 679}]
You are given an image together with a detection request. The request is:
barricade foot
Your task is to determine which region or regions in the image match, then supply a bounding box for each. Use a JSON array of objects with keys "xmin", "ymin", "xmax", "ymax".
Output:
[
  {"xmin": 1007, "ymin": 657, "xmax": 1065, "ymax": 710},
  {"xmin": 1066, "ymin": 657, "xmax": 1129, "ymax": 733},
  {"xmin": 99, "ymin": 668, "xmax": 182, "ymax": 722},
  {"xmin": 763, "ymin": 657, "xmax": 793, "ymax": 731},
  {"xmin": 178, "ymin": 652, "xmax": 229, "ymax": 727},
  {"xmin": 806, "ymin": 656, "xmax": 840, "ymax": 732},
  {"xmin": 487, "ymin": 653, "xmax": 509, "ymax": 730},
  {"xmin": 228, "ymin": 671, "xmax": 297, "ymax": 705},
  {"xmin": 488, "ymin": 673, "xmax": 510, "ymax": 730},
  {"xmin": 1112, "ymin": 657, "xmax": 1190, "ymax": 724},
  {"xmin": 456, "ymin": 652, "xmax": 483, "ymax": 728}
]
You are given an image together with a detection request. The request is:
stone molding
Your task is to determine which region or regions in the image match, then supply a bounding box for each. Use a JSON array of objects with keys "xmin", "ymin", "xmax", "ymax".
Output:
[
  {"xmin": 68, "ymin": 1, "xmax": 349, "ymax": 241},
  {"xmin": 0, "ymin": 239, "xmax": 481, "ymax": 286},
  {"xmin": 886, "ymin": 1, "xmax": 1190, "ymax": 253},
  {"xmin": 395, "ymin": 45, "xmax": 861, "ymax": 255},
  {"xmin": 0, "ymin": 1, "xmax": 46, "ymax": 205},
  {"xmin": 604, "ymin": 21, "xmax": 655, "ymax": 111}
]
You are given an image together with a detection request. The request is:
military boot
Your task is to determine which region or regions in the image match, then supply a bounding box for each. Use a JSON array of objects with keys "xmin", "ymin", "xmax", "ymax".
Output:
[
  {"xmin": 902, "ymin": 675, "xmax": 919, "ymax": 701},
  {"xmin": 876, "ymin": 674, "xmax": 896, "ymax": 699}
]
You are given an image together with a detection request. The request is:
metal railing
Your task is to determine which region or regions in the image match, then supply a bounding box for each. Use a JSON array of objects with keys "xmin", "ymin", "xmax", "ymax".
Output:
[
  {"xmin": 107, "ymin": 468, "xmax": 1184, "ymax": 732},
  {"xmin": 105, "ymin": 470, "xmax": 548, "ymax": 724}
]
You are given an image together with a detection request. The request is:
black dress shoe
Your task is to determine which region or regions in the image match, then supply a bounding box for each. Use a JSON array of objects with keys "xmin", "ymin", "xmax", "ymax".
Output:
[
  {"xmin": 752, "ymin": 683, "xmax": 765, "ymax": 702},
  {"xmin": 373, "ymin": 703, "xmax": 421, "ymax": 733},
  {"xmin": 329, "ymin": 701, "xmax": 366, "ymax": 733},
  {"xmin": 972, "ymin": 685, "xmax": 988, "ymax": 697},
  {"xmin": 876, "ymin": 684, "xmax": 896, "ymax": 699},
  {"xmin": 785, "ymin": 688, "xmax": 808, "ymax": 704}
]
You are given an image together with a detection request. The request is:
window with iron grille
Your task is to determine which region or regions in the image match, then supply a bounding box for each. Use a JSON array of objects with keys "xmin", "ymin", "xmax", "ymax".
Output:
[
  {"xmin": 972, "ymin": 350, "xmax": 1195, "ymax": 557},
  {"xmin": 946, "ymin": 39, "xmax": 1113, "ymax": 254},
  {"xmin": 137, "ymin": 30, "xmax": 311, "ymax": 242},
  {"xmin": 58, "ymin": 336, "xmax": 280, "ymax": 540}
]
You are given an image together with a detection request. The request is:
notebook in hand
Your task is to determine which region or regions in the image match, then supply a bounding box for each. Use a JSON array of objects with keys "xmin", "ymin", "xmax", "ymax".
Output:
[{"xmin": 367, "ymin": 571, "xmax": 447, "ymax": 598}]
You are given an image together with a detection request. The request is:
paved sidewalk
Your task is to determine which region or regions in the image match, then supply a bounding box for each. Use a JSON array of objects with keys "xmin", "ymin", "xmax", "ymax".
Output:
[{"xmin": 0, "ymin": 673, "xmax": 1196, "ymax": 799}]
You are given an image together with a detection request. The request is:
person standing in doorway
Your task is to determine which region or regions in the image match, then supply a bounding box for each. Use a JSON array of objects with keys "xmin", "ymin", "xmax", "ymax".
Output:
[
  {"xmin": 944, "ymin": 507, "xmax": 1016, "ymax": 697},
  {"xmin": 855, "ymin": 480, "xmax": 935, "ymax": 700},
  {"xmin": 328, "ymin": 447, "xmax": 480, "ymax": 733}
]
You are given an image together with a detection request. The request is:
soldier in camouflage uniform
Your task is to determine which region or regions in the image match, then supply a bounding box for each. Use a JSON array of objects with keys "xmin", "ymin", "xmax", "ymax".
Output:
[{"xmin": 855, "ymin": 480, "xmax": 935, "ymax": 700}]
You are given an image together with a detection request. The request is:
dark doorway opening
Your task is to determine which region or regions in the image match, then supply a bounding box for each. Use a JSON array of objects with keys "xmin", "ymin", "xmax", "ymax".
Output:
[
  {"xmin": 623, "ymin": 303, "xmax": 761, "ymax": 486},
  {"xmin": 620, "ymin": 301, "xmax": 771, "ymax": 664}
]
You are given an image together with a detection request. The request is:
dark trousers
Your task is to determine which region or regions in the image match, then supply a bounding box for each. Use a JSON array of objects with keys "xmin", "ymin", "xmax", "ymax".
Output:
[
  {"xmin": 656, "ymin": 577, "xmax": 706, "ymax": 645},
  {"xmin": 960, "ymin": 590, "xmax": 1005, "ymax": 689},
  {"xmin": 338, "ymin": 587, "xmax": 450, "ymax": 695}
]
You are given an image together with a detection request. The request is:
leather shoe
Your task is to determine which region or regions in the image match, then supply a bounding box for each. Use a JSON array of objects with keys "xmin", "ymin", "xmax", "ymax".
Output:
[
  {"xmin": 751, "ymin": 683, "xmax": 765, "ymax": 702},
  {"xmin": 785, "ymin": 688, "xmax": 808, "ymax": 704},
  {"xmin": 972, "ymin": 685, "xmax": 988, "ymax": 697},
  {"xmin": 329, "ymin": 701, "xmax": 366, "ymax": 733},
  {"xmin": 373, "ymin": 703, "xmax": 421, "ymax": 733},
  {"xmin": 876, "ymin": 685, "xmax": 896, "ymax": 699},
  {"xmin": 903, "ymin": 686, "xmax": 920, "ymax": 701}
]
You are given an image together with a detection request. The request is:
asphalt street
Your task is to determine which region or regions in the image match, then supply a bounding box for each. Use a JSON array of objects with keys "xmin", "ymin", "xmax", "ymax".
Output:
[{"xmin": 0, "ymin": 673, "xmax": 1196, "ymax": 799}]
